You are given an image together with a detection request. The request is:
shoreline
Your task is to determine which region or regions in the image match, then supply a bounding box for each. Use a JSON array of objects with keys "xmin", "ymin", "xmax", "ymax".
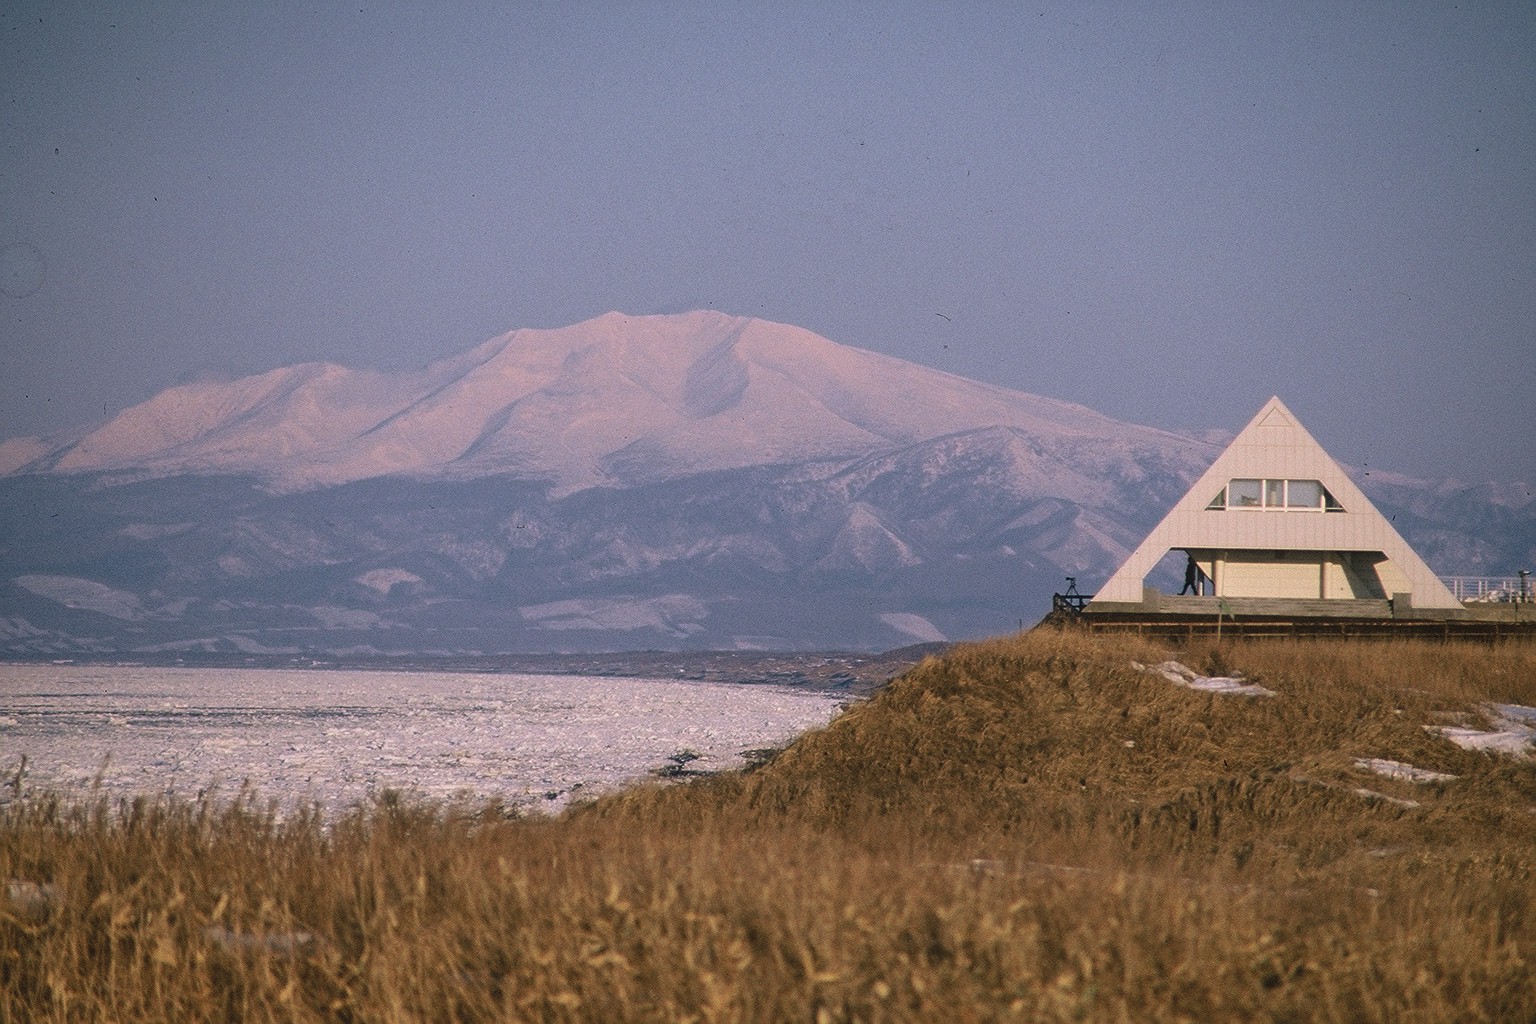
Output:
[{"xmin": 0, "ymin": 643, "xmax": 948, "ymax": 696}]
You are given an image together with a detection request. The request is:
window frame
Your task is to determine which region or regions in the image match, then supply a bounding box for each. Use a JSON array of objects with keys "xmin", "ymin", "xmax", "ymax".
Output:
[{"xmin": 1205, "ymin": 478, "xmax": 1345, "ymax": 513}]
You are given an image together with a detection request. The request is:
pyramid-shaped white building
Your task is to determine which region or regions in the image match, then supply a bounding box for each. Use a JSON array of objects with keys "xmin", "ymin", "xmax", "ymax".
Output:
[{"xmin": 1087, "ymin": 397, "xmax": 1462, "ymax": 614}]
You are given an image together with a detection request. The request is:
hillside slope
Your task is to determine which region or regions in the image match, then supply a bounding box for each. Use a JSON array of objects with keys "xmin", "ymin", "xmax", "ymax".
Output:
[{"xmin": 6, "ymin": 633, "xmax": 1532, "ymax": 1020}]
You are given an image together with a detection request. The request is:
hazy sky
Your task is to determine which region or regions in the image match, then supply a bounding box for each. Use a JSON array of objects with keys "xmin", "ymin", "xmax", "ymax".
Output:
[{"xmin": 2, "ymin": 2, "xmax": 1532, "ymax": 483}]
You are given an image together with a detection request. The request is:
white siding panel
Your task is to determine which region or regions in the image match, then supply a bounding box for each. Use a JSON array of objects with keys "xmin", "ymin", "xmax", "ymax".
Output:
[
  {"xmin": 1322, "ymin": 557, "xmax": 1349, "ymax": 599},
  {"xmin": 1222, "ymin": 555, "xmax": 1321, "ymax": 599},
  {"xmin": 1376, "ymin": 560, "xmax": 1414, "ymax": 598}
]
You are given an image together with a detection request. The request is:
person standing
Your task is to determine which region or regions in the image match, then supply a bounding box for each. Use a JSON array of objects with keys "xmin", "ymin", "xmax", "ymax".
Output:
[{"xmin": 1179, "ymin": 554, "xmax": 1202, "ymax": 595}]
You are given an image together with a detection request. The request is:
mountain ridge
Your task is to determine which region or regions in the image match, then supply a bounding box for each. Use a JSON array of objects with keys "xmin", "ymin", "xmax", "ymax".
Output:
[
  {"xmin": 0, "ymin": 311, "xmax": 1530, "ymax": 654},
  {"xmin": 1, "ymin": 311, "xmax": 1213, "ymax": 494}
]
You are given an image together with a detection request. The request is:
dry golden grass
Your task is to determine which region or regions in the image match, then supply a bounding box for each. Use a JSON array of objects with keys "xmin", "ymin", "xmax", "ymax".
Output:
[{"xmin": 3, "ymin": 633, "xmax": 1533, "ymax": 1021}]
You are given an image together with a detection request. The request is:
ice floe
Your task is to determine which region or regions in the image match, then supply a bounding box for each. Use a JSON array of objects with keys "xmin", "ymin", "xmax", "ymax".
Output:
[{"xmin": 0, "ymin": 663, "xmax": 845, "ymax": 816}]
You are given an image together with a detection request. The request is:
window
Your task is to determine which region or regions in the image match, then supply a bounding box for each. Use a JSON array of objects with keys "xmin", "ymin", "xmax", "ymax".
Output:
[
  {"xmin": 1229, "ymin": 479, "xmax": 1263, "ymax": 507},
  {"xmin": 1208, "ymin": 478, "xmax": 1346, "ymax": 512},
  {"xmin": 1286, "ymin": 479, "xmax": 1322, "ymax": 508}
]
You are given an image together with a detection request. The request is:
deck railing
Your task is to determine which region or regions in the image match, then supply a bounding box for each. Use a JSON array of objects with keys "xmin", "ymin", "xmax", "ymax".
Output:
[
  {"xmin": 1052, "ymin": 577, "xmax": 1093, "ymax": 614},
  {"xmin": 1441, "ymin": 575, "xmax": 1532, "ymax": 602},
  {"xmin": 1053, "ymin": 591, "xmax": 1093, "ymax": 614},
  {"xmin": 1055, "ymin": 576, "xmax": 1533, "ymax": 609}
]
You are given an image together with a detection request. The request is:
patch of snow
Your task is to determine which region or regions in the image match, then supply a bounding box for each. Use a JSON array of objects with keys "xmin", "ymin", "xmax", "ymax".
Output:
[
  {"xmin": 118, "ymin": 522, "xmax": 195, "ymax": 541},
  {"xmin": 1131, "ymin": 660, "xmax": 1276, "ymax": 697},
  {"xmin": 355, "ymin": 568, "xmax": 423, "ymax": 594},
  {"xmin": 1182, "ymin": 676, "xmax": 1274, "ymax": 697},
  {"xmin": 731, "ymin": 635, "xmax": 793, "ymax": 651},
  {"xmin": 815, "ymin": 504, "xmax": 921, "ymax": 573},
  {"xmin": 1291, "ymin": 774, "xmax": 1420, "ymax": 810},
  {"xmin": 216, "ymin": 554, "xmax": 253, "ymax": 577},
  {"xmin": 1426, "ymin": 704, "xmax": 1536, "ymax": 761},
  {"xmin": 0, "ymin": 436, "xmax": 51, "ymax": 474},
  {"xmin": 13, "ymin": 575, "xmax": 144, "ymax": 620},
  {"xmin": 518, "ymin": 594, "xmax": 707, "ymax": 635},
  {"xmin": 203, "ymin": 926, "xmax": 317, "ymax": 956},
  {"xmin": 0, "ymin": 617, "xmax": 54, "ymax": 640},
  {"xmin": 879, "ymin": 612, "xmax": 947, "ymax": 643},
  {"xmin": 154, "ymin": 597, "xmax": 194, "ymax": 617},
  {"xmin": 4, "ymin": 879, "xmax": 58, "ymax": 923},
  {"xmin": 223, "ymin": 635, "xmax": 299, "ymax": 655},
  {"xmin": 1349, "ymin": 788, "xmax": 1420, "ymax": 809},
  {"xmin": 1492, "ymin": 703, "xmax": 1536, "ymax": 726},
  {"xmin": 311, "ymin": 606, "xmax": 385, "ymax": 629},
  {"xmin": 1353, "ymin": 758, "xmax": 1459, "ymax": 784}
]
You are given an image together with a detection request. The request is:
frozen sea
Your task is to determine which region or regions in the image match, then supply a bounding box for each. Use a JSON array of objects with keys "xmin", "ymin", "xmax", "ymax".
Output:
[{"xmin": 0, "ymin": 664, "xmax": 846, "ymax": 815}]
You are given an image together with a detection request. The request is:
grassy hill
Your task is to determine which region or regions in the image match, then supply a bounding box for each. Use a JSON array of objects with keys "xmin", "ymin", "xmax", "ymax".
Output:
[{"xmin": 4, "ymin": 631, "xmax": 1533, "ymax": 1021}]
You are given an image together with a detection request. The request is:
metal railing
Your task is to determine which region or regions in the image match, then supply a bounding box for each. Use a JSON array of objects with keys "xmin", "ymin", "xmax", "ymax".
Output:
[
  {"xmin": 1052, "ymin": 577, "xmax": 1093, "ymax": 614},
  {"xmin": 1441, "ymin": 573, "xmax": 1532, "ymax": 602}
]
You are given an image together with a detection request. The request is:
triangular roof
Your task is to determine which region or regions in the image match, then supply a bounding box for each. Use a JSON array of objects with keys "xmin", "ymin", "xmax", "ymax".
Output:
[{"xmin": 1091, "ymin": 397, "xmax": 1462, "ymax": 609}]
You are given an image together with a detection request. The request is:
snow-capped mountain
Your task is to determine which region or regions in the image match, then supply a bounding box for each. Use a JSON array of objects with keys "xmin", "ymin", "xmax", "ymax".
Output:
[
  {"xmin": 1, "ymin": 312, "xmax": 1530, "ymax": 655},
  {"xmin": 2, "ymin": 311, "xmax": 1202, "ymax": 492}
]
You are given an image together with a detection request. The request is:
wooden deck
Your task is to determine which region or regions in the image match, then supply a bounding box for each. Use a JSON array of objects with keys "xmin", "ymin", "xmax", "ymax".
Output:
[
  {"xmin": 1044, "ymin": 609, "xmax": 1536, "ymax": 642},
  {"xmin": 1044, "ymin": 593, "xmax": 1536, "ymax": 641}
]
